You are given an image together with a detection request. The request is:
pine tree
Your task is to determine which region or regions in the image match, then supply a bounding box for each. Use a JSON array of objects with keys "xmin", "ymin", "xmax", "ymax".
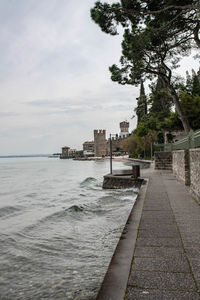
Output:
[{"xmin": 91, "ymin": 0, "xmax": 193, "ymax": 133}]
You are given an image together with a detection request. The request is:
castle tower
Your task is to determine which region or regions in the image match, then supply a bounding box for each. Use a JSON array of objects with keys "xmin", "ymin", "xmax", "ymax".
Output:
[
  {"xmin": 60, "ymin": 146, "xmax": 70, "ymax": 159},
  {"xmin": 120, "ymin": 121, "xmax": 129, "ymax": 137},
  {"xmin": 94, "ymin": 129, "xmax": 107, "ymax": 157}
]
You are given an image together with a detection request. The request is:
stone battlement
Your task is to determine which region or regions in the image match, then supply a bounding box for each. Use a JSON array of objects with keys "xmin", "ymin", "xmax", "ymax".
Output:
[
  {"xmin": 94, "ymin": 129, "xmax": 106, "ymax": 135},
  {"xmin": 108, "ymin": 134, "xmax": 129, "ymax": 141}
]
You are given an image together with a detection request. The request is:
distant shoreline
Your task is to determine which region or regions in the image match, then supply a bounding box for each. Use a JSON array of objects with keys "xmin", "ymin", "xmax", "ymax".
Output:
[{"xmin": 0, "ymin": 154, "xmax": 51, "ymax": 158}]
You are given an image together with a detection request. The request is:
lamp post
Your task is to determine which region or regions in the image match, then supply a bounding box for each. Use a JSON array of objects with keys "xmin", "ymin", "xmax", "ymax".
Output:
[
  {"xmin": 151, "ymin": 142, "xmax": 153, "ymax": 161},
  {"xmin": 110, "ymin": 134, "xmax": 113, "ymax": 174}
]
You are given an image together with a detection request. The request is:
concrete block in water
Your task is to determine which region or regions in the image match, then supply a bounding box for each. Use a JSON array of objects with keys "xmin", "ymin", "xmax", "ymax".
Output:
[{"xmin": 102, "ymin": 173, "xmax": 143, "ymax": 189}]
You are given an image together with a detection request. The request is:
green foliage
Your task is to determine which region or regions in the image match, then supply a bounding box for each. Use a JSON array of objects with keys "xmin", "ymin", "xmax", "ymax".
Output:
[
  {"xmin": 164, "ymin": 111, "xmax": 183, "ymax": 131},
  {"xmin": 90, "ymin": 2, "xmax": 128, "ymax": 35},
  {"xmin": 166, "ymin": 71, "xmax": 200, "ymax": 131},
  {"xmin": 136, "ymin": 122, "xmax": 149, "ymax": 137},
  {"xmin": 180, "ymin": 93, "xmax": 200, "ymax": 129},
  {"xmin": 157, "ymin": 132, "xmax": 165, "ymax": 144},
  {"xmin": 122, "ymin": 131, "xmax": 157, "ymax": 157},
  {"xmin": 192, "ymin": 75, "xmax": 200, "ymax": 96},
  {"xmin": 136, "ymin": 116, "xmax": 158, "ymax": 136},
  {"xmin": 149, "ymin": 76, "xmax": 172, "ymax": 121}
]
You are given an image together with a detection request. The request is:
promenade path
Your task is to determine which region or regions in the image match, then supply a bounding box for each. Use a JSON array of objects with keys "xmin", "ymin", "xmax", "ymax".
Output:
[{"xmin": 97, "ymin": 167, "xmax": 200, "ymax": 300}]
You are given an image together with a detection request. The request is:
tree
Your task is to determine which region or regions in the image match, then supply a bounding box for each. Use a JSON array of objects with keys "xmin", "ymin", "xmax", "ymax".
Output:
[
  {"xmin": 180, "ymin": 93, "xmax": 200, "ymax": 129},
  {"xmin": 181, "ymin": 69, "xmax": 200, "ymax": 95},
  {"xmin": 91, "ymin": 1, "xmax": 200, "ymax": 48},
  {"xmin": 165, "ymin": 71, "xmax": 200, "ymax": 130},
  {"xmin": 135, "ymin": 80, "xmax": 147, "ymax": 124},
  {"xmin": 122, "ymin": 130, "xmax": 157, "ymax": 157},
  {"xmin": 149, "ymin": 75, "xmax": 172, "ymax": 121},
  {"xmin": 192, "ymin": 74, "xmax": 200, "ymax": 96},
  {"xmin": 91, "ymin": 1, "xmax": 194, "ymax": 133}
]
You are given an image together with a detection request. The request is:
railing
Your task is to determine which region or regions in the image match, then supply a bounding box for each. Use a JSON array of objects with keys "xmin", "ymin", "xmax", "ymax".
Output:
[{"xmin": 154, "ymin": 129, "xmax": 200, "ymax": 151}]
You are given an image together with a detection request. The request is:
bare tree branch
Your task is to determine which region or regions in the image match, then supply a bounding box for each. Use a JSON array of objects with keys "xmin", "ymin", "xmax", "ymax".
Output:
[{"xmin": 193, "ymin": 22, "xmax": 200, "ymax": 48}]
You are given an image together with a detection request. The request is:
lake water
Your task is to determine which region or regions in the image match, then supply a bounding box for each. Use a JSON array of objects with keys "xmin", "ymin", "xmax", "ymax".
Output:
[{"xmin": 0, "ymin": 157, "xmax": 138, "ymax": 300}]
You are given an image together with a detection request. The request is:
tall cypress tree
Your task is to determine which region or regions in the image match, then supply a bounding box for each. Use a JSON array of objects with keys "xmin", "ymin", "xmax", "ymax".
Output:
[
  {"xmin": 135, "ymin": 80, "xmax": 147, "ymax": 124},
  {"xmin": 192, "ymin": 75, "xmax": 200, "ymax": 96},
  {"xmin": 149, "ymin": 75, "xmax": 172, "ymax": 121}
]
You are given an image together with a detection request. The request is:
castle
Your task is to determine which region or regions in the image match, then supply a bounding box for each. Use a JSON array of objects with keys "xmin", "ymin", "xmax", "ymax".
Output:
[{"xmin": 83, "ymin": 121, "xmax": 130, "ymax": 157}]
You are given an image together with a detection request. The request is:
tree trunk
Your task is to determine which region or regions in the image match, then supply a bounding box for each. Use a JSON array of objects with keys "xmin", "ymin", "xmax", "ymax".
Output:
[
  {"xmin": 194, "ymin": 23, "xmax": 200, "ymax": 49},
  {"xmin": 169, "ymin": 85, "xmax": 191, "ymax": 134}
]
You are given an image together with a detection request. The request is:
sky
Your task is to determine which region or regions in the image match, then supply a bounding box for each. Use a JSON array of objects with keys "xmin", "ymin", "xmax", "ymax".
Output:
[{"xmin": 0, "ymin": 0, "xmax": 199, "ymax": 155}]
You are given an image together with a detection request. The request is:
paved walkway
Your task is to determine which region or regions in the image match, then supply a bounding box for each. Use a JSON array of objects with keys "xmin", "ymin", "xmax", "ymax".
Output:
[
  {"xmin": 126, "ymin": 169, "xmax": 200, "ymax": 299},
  {"xmin": 96, "ymin": 167, "xmax": 200, "ymax": 300}
]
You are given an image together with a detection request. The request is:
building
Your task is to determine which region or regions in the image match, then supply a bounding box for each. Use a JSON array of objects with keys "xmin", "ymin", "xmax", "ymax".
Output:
[
  {"xmin": 93, "ymin": 121, "xmax": 130, "ymax": 157},
  {"xmin": 69, "ymin": 148, "xmax": 76, "ymax": 157},
  {"xmin": 94, "ymin": 130, "xmax": 107, "ymax": 157},
  {"xmin": 60, "ymin": 146, "xmax": 77, "ymax": 159},
  {"xmin": 60, "ymin": 146, "xmax": 70, "ymax": 158},
  {"xmin": 119, "ymin": 121, "xmax": 129, "ymax": 137},
  {"xmin": 83, "ymin": 141, "xmax": 95, "ymax": 157}
]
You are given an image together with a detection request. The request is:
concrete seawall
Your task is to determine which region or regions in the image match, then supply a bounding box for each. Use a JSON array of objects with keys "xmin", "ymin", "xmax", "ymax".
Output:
[
  {"xmin": 102, "ymin": 168, "xmax": 143, "ymax": 189},
  {"xmin": 96, "ymin": 176, "xmax": 148, "ymax": 300}
]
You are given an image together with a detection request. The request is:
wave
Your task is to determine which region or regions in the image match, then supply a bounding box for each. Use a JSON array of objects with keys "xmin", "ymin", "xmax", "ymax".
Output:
[
  {"xmin": 24, "ymin": 205, "xmax": 87, "ymax": 231},
  {"xmin": 0, "ymin": 205, "xmax": 23, "ymax": 218},
  {"xmin": 68, "ymin": 204, "xmax": 84, "ymax": 212},
  {"xmin": 80, "ymin": 177, "xmax": 97, "ymax": 187}
]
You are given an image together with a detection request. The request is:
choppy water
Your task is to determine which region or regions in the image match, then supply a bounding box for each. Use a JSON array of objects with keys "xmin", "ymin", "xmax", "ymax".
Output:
[{"xmin": 0, "ymin": 157, "xmax": 138, "ymax": 300}]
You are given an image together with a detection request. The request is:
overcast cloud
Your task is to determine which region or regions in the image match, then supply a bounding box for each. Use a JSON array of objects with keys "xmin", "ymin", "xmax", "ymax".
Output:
[{"xmin": 0, "ymin": 0, "xmax": 198, "ymax": 155}]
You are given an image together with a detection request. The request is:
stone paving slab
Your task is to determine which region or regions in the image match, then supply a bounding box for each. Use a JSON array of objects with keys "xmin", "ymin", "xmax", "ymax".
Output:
[
  {"xmin": 140, "ymin": 219, "xmax": 176, "ymax": 225},
  {"xmin": 141, "ymin": 211, "xmax": 175, "ymax": 218},
  {"xmin": 134, "ymin": 246, "xmax": 184, "ymax": 258},
  {"xmin": 140, "ymin": 216, "xmax": 176, "ymax": 223},
  {"xmin": 136, "ymin": 237, "xmax": 182, "ymax": 248},
  {"xmin": 126, "ymin": 288, "xmax": 200, "ymax": 300},
  {"xmin": 138, "ymin": 228, "xmax": 179, "ymax": 238},
  {"xmin": 139, "ymin": 223, "xmax": 177, "ymax": 231},
  {"xmin": 185, "ymin": 247, "xmax": 200, "ymax": 258},
  {"xmin": 128, "ymin": 270, "xmax": 197, "ymax": 291},
  {"xmin": 132, "ymin": 256, "xmax": 190, "ymax": 273},
  {"xmin": 189, "ymin": 259, "xmax": 200, "ymax": 288}
]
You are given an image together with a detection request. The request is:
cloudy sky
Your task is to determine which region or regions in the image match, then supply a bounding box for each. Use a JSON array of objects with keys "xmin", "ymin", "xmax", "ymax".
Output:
[{"xmin": 0, "ymin": 0, "xmax": 198, "ymax": 155}]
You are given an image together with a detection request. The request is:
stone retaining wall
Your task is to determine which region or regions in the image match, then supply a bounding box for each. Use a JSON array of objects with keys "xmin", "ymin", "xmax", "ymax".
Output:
[
  {"xmin": 156, "ymin": 149, "xmax": 200, "ymax": 201},
  {"xmin": 190, "ymin": 149, "xmax": 200, "ymax": 201},
  {"xmin": 172, "ymin": 150, "xmax": 190, "ymax": 185}
]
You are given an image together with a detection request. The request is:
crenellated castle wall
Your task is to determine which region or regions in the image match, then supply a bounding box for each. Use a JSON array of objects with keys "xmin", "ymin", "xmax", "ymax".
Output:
[
  {"xmin": 107, "ymin": 134, "xmax": 129, "ymax": 154},
  {"xmin": 94, "ymin": 130, "xmax": 107, "ymax": 157},
  {"xmin": 94, "ymin": 130, "xmax": 129, "ymax": 157}
]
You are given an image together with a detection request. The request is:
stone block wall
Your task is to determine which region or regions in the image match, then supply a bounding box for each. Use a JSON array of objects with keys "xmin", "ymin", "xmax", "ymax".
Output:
[
  {"xmin": 155, "ymin": 149, "xmax": 200, "ymax": 201},
  {"xmin": 172, "ymin": 150, "xmax": 190, "ymax": 185},
  {"xmin": 190, "ymin": 149, "xmax": 200, "ymax": 201}
]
